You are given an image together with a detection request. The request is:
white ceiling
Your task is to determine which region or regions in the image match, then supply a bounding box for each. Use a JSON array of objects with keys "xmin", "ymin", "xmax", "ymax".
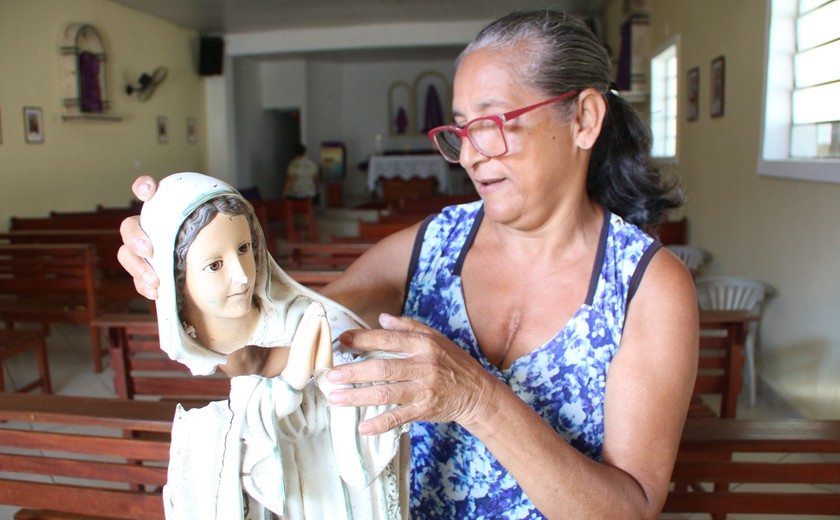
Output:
[{"xmin": 111, "ymin": 0, "xmax": 609, "ymax": 35}]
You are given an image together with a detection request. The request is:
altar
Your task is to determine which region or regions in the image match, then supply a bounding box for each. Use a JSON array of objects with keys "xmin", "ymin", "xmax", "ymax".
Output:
[{"xmin": 367, "ymin": 155, "xmax": 452, "ymax": 194}]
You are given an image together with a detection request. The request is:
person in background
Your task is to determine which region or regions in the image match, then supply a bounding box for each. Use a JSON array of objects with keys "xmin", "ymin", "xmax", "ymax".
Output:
[
  {"xmin": 283, "ymin": 143, "xmax": 320, "ymax": 201},
  {"xmin": 119, "ymin": 9, "xmax": 698, "ymax": 519}
]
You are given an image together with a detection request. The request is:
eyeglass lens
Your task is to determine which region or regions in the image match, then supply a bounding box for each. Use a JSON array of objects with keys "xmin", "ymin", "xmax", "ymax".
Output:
[{"xmin": 433, "ymin": 119, "xmax": 506, "ymax": 162}]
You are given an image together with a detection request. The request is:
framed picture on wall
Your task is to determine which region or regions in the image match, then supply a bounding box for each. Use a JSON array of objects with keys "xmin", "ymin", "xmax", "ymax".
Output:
[
  {"xmin": 711, "ymin": 56, "xmax": 725, "ymax": 118},
  {"xmin": 157, "ymin": 116, "xmax": 169, "ymax": 144},
  {"xmin": 23, "ymin": 106, "xmax": 44, "ymax": 144},
  {"xmin": 686, "ymin": 67, "xmax": 699, "ymax": 121},
  {"xmin": 186, "ymin": 117, "xmax": 197, "ymax": 144}
]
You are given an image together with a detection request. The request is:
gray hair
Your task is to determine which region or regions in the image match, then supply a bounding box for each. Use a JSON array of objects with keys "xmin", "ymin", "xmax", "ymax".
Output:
[
  {"xmin": 458, "ymin": 10, "xmax": 684, "ymax": 229},
  {"xmin": 458, "ymin": 11, "xmax": 611, "ymax": 111}
]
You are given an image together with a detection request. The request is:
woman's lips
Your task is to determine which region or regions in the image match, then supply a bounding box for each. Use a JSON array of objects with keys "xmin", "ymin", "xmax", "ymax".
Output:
[{"xmin": 475, "ymin": 177, "xmax": 505, "ymax": 194}]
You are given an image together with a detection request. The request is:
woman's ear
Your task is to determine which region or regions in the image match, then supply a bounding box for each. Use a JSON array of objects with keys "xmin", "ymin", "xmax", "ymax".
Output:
[{"xmin": 573, "ymin": 88, "xmax": 606, "ymax": 150}]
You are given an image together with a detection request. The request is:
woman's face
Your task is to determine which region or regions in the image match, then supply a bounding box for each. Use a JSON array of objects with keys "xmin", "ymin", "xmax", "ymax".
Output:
[
  {"xmin": 452, "ymin": 48, "xmax": 587, "ymax": 229},
  {"xmin": 183, "ymin": 213, "xmax": 257, "ymax": 322}
]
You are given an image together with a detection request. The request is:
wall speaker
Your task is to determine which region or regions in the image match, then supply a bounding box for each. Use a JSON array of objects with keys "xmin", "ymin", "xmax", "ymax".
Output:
[{"xmin": 199, "ymin": 36, "xmax": 224, "ymax": 76}]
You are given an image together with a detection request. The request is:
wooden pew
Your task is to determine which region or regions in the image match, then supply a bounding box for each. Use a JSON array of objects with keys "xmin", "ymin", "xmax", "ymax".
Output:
[
  {"xmin": 94, "ymin": 313, "xmax": 230, "ymax": 403},
  {"xmin": 331, "ymin": 220, "xmax": 413, "ymax": 243},
  {"xmin": 691, "ymin": 310, "xmax": 759, "ymax": 419},
  {"xmin": 665, "ymin": 418, "xmax": 840, "ymax": 518},
  {"xmin": 391, "ymin": 193, "xmax": 478, "ymax": 214},
  {"xmin": 0, "ymin": 244, "xmax": 110, "ymax": 373},
  {"xmin": 0, "ymin": 392, "xmax": 175, "ymax": 520},
  {"xmin": 0, "ymin": 330, "xmax": 51, "ymax": 394},
  {"xmin": 286, "ymin": 269, "xmax": 343, "ymax": 292},
  {"xmin": 251, "ymin": 198, "xmax": 319, "ymax": 245},
  {"xmin": 10, "ymin": 212, "xmax": 127, "ymax": 232},
  {"xmin": 283, "ymin": 242, "xmax": 372, "ymax": 269},
  {"xmin": 0, "ymin": 229, "xmax": 138, "ymax": 307},
  {"xmin": 95, "ymin": 268, "xmax": 340, "ymax": 402},
  {"xmin": 648, "ymin": 217, "xmax": 688, "ymax": 246},
  {"xmin": 380, "ymin": 177, "xmax": 437, "ymax": 205}
]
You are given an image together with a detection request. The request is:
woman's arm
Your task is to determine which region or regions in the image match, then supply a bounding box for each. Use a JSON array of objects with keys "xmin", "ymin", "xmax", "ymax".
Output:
[
  {"xmin": 319, "ymin": 224, "xmax": 418, "ymax": 326},
  {"xmin": 326, "ymin": 248, "xmax": 698, "ymax": 519}
]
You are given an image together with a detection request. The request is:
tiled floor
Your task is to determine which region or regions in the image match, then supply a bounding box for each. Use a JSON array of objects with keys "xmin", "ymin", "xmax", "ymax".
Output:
[{"xmin": 2, "ymin": 323, "xmax": 839, "ymax": 519}]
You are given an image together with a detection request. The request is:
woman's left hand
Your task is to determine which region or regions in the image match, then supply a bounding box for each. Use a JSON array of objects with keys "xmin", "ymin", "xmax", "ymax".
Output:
[{"xmin": 324, "ymin": 313, "xmax": 498, "ymax": 435}]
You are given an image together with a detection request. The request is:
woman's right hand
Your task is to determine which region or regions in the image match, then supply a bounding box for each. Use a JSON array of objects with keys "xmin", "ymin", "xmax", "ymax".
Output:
[{"xmin": 117, "ymin": 175, "xmax": 159, "ymax": 299}]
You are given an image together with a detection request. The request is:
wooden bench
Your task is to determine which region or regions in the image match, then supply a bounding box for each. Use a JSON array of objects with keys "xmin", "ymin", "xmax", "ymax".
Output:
[
  {"xmin": 286, "ymin": 269, "xmax": 343, "ymax": 292},
  {"xmin": 691, "ymin": 310, "xmax": 759, "ymax": 419},
  {"xmin": 648, "ymin": 217, "xmax": 687, "ymax": 246},
  {"xmin": 283, "ymin": 242, "xmax": 372, "ymax": 269},
  {"xmin": 665, "ymin": 418, "xmax": 840, "ymax": 518},
  {"xmin": 391, "ymin": 193, "xmax": 478, "ymax": 214},
  {"xmin": 331, "ymin": 220, "xmax": 414, "ymax": 243},
  {"xmin": 0, "ymin": 229, "xmax": 138, "ymax": 308},
  {"xmin": 0, "ymin": 392, "xmax": 175, "ymax": 520},
  {"xmin": 251, "ymin": 198, "xmax": 319, "ymax": 246},
  {"xmin": 10, "ymin": 213, "xmax": 127, "ymax": 232},
  {"xmin": 94, "ymin": 313, "xmax": 230, "ymax": 403},
  {"xmin": 0, "ymin": 330, "xmax": 51, "ymax": 394},
  {"xmin": 380, "ymin": 177, "xmax": 438, "ymax": 205},
  {"xmin": 0, "ymin": 244, "xmax": 110, "ymax": 373}
]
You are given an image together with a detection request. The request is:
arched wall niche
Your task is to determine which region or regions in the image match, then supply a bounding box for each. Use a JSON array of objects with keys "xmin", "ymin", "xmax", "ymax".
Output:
[
  {"xmin": 387, "ymin": 70, "xmax": 451, "ymax": 137},
  {"xmin": 387, "ymin": 81, "xmax": 413, "ymax": 135},
  {"xmin": 60, "ymin": 23, "xmax": 120, "ymax": 121}
]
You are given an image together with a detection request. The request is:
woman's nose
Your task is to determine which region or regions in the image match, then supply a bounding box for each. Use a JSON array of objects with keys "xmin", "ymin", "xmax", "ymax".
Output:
[{"xmin": 459, "ymin": 136, "xmax": 483, "ymax": 169}]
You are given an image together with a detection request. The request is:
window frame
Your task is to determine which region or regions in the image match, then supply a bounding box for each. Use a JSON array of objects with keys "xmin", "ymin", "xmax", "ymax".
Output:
[
  {"xmin": 649, "ymin": 36, "xmax": 680, "ymax": 162},
  {"xmin": 758, "ymin": 0, "xmax": 840, "ymax": 183}
]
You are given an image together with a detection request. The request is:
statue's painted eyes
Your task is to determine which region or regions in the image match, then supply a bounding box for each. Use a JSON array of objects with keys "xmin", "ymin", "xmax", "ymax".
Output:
[
  {"xmin": 238, "ymin": 243, "xmax": 251, "ymax": 255},
  {"xmin": 205, "ymin": 260, "xmax": 223, "ymax": 273}
]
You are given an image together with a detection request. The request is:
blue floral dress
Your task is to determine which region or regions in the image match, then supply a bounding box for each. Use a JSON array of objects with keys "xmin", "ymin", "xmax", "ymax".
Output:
[{"xmin": 401, "ymin": 201, "xmax": 660, "ymax": 519}]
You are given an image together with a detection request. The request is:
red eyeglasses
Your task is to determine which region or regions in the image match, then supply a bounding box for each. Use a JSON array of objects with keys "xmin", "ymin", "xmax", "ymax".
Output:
[{"xmin": 427, "ymin": 91, "xmax": 579, "ymax": 163}]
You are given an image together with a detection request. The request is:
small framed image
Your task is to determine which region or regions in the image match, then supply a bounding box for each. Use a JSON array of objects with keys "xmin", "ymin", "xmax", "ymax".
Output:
[
  {"xmin": 686, "ymin": 67, "xmax": 700, "ymax": 122},
  {"xmin": 23, "ymin": 106, "xmax": 44, "ymax": 144},
  {"xmin": 157, "ymin": 115, "xmax": 169, "ymax": 144},
  {"xmin": 186, "ymin": 117, "xmax": 197, "ymax": 144},
  {"xmin": 710, "ymin": 56, "xmax": 725, "ymax": 118}
]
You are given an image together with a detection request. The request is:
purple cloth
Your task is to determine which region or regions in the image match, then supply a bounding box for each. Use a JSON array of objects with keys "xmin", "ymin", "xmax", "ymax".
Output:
[
  {"xmin": 79, "ymin": 52, "xmax": 102, "ymax": 113},
  {"xmin": 616, "ymin": 19, "xmax": 632, "ymax": 91},
  {"xmin": 395, "ymin": 106, "xmax": 408, "ymax": 134},
  {"xmin": 422, "ymin": 85, "xmax": 444, "ymax": 133}
]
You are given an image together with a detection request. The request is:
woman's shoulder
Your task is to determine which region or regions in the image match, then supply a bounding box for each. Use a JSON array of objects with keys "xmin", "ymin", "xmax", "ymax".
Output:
[{"xmin": 605, "ymin": 212, "xmax": 657, "ymax": 265}]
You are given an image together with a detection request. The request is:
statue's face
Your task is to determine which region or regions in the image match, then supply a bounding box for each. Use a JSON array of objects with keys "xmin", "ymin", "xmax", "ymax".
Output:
[{"xmin": 183, "ymin": 213, "xmax": 257, "ymax": 322}]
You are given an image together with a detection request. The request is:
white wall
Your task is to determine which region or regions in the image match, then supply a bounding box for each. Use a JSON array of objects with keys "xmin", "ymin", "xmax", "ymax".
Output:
[
  {"xmin": 222, "ymin": 56, "xmax": 457, "ymax": 201},
  {"xmin": 641, "ymin": 0, "xmax": 840, "ymax": 418}
]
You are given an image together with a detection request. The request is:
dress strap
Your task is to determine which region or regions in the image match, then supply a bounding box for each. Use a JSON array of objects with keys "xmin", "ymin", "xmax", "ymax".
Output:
[{"xmin": 401, "ymin": 213, "xmax": 437, "ymax": 311}]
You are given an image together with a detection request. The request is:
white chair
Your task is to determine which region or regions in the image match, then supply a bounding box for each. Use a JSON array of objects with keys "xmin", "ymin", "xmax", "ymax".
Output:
[
  {"xmin": 667, "ymin": 245, "xmax": 712, "ymax": 277},
  {"xmin": 694, "ymin": 276, "xmax": 776, "ymax": 407}
]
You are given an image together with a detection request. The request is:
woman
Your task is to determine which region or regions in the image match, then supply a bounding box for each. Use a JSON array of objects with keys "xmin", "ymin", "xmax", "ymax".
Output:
[
  {"xmin": 141, "ymin": 173, "xmax": 407, "ymax": 519},
  {"xmin": 120, "ymin": 11, "xmax": 698, "ymax": 519}
]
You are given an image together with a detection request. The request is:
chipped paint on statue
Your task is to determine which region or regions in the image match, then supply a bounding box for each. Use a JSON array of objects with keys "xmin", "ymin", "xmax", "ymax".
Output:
[{"xmin": 141, "ymin": 172, "xmax": 408, "ymax": 519}]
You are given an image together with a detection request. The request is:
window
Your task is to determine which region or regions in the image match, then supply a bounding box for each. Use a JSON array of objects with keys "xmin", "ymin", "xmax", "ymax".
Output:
[
  {"xmin": 650, "ymin": 40, "xmax": 678, "ymax": 159},
  {"xmin": 759, "ymin": 0, "xmax": 840, "ymax": 182}
]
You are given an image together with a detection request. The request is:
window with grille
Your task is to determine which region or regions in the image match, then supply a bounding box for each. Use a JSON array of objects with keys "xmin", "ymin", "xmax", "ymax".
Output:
[{"xmin": 759, "ymin": 0, "xmax": 840, "ymax": 182}]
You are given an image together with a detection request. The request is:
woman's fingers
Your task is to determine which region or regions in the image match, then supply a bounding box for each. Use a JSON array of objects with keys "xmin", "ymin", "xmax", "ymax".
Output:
[
  {"xmin": 131, "ymin": 175, "xmax": 158, "ymax": 201},
  {"xmin": 118, "ymin": 176, "xmax": 159, "ymax": 300},
  {"xmin": 327, "ymin": 322, "xmax": 491, "ymax": 434}
]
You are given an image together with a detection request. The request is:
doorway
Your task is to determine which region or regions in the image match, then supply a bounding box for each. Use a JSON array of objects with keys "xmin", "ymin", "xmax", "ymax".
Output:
[{"xmin": 262, "ymin": 108, "xmax": 301, "ymax": 199}]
